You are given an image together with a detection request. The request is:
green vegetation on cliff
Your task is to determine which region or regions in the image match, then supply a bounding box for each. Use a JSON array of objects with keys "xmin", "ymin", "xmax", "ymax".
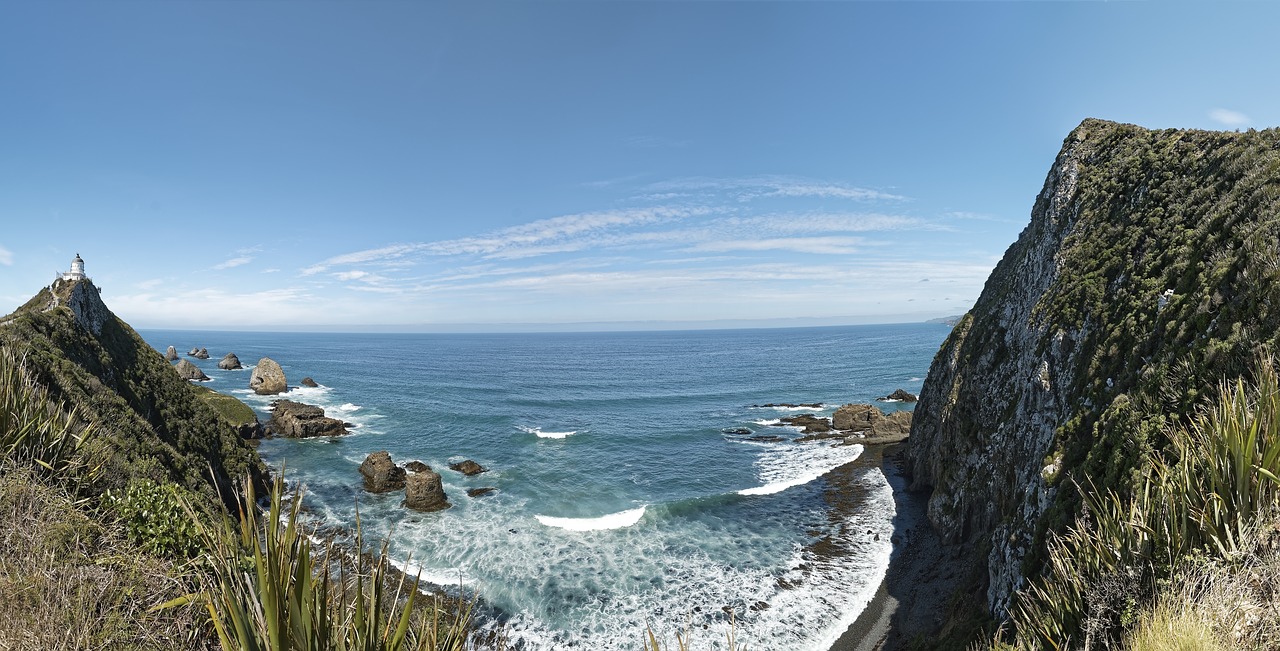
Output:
[
  {"xmin": 0, "ymin": 279, "xmax": 267, "ymax": 507},
  {"xmin": 909, "ymin": 119, "xmax": 1280, "ymax": 647}
]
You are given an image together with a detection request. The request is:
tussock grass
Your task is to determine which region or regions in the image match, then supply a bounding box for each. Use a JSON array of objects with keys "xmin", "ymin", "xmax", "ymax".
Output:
[{"xmin": 0, "ymin": 466, "xmax": 210, "ymax": 650}]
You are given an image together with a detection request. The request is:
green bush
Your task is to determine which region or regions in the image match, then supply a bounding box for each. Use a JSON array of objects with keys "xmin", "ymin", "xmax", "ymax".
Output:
[{"xmin": 106, "ymin": 479, "xmax": 204, "ymax": 559}]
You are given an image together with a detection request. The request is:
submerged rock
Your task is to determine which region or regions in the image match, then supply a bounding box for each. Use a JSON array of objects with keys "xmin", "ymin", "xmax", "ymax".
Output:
[
  {"xmin": 449, "ymin": 459, "xmax": 487, "ymax": 476},
  {"xmin": 268, "ymin": 399, "xmax": 348, "ymax": 438},
  {"xmin": 250, "ymin": 357, "xmax": 287, "ymax": 395},
  {"xmin": 300, "ymin": 377, "xmax": 319, "ymax": 388},
  {"xmin": 467, "ymin": 487, "xmax": 497, "ymax": 498},
  {"xmin": 403, "ymin": 469, "xmax": 450, "ymax": 512},
  {"xmin": 360, "ymin": 451, "xmax": 407, "ymax": 493},
  {"xmin": 174, "ymin": 358, "xmax": 210, "ymax": 381},
  {"xmin": 218, "ymin": 352, "xmax": 242, "ymax": 370},
  {"xmin": 779, "ymin": 414, "xmax": 832, "ymax": 433}
]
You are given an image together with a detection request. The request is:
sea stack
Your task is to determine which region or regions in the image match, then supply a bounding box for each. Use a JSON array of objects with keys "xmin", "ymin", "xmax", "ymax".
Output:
[{"xmin": 249, "ymin": 357, "xmax": 287, "ymax": 395}]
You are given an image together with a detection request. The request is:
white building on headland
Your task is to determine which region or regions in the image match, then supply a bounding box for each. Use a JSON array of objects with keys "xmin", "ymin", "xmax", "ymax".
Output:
[{"xmin": 59, "ymin": 253, "xmax": 89, "ymax": 282}]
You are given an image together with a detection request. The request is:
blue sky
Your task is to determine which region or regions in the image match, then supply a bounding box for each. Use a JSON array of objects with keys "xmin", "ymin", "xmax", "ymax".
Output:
[{"xmin": 1, "ymin": 2, "xmax": 1274, "ymax": 331}]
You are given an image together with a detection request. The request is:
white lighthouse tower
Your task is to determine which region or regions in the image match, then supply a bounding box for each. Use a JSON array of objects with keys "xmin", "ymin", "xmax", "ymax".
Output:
[{"xmin": 60, "ymin": 254, "xmax": 88, "ymax": 282}]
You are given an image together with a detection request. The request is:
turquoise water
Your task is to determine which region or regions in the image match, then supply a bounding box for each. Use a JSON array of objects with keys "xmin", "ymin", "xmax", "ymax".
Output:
[{"xmin": 141, "ymin": 324, "xmax": 948, "ymax": 650}]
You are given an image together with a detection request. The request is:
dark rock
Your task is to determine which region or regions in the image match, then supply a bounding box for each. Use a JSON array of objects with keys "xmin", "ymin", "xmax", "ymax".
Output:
[
  {"xmin": 779, "ymin": 414, "xmax": 832, "ymax": 433},
  {"xmin": 189, "ymin": 347, "xmax": 210, "ymax": 359},
  {"xmin": 268, "ymin": 399, "xmax": 349, "ymax": 438},
  {"xmin": 300, "ymin": 377, "xmax": 319, "ymax": 388},
  {"xmin": 188, "ymin": 347, "xmax": 200, "ymax": 357},
  {"xmin": 250, "ymin": 357, "xmax": 287, "ymax": 395},
  {"xmin": 360, "ymin": 451, "xmax": 407, "ymax": 493},
  {"xmin": 218, "ymin": 352, "xmax": 242, "ymax": 370},
  {"xmin": 752, "ymin": 402, "xmax": 822, "ymax": 409},
  {"xmin": 164, "ymin": 346, "xmax": 178, "ymax": 361},
  {"xmin": 236, "ymin": 421, "xmax": 265, "ymax": 439},
  {"xmin": 404, "ymin": 460, "xmax": 430, "ymax": 473},
  {"xmin": 467, "ymin": 487, "xmax": 497, "ymax": 498},
  {"xmin": 448, "ymin": 459, "xmax": 486, "ymax": 476},
  {"xmin": 174, "ymin": 359, "xmax": 210, "ymax": 381},
  {"xmin": 721, "ymin": 427, "xmax": 753, "ymax": 436},
  {"xmin": 403, "ymin": 469, "xmax": 450, "ymax": 511},
  {"xmin": 877, "ymin": 388, "xmax": 919, "ymax": 402},
  {"xmin": 832, "ymin": 404, "xmax": 885, "ymax": 431},
  {"xmin": 748, "ymin": 435, "xmax": 786, "ymax": 443}
]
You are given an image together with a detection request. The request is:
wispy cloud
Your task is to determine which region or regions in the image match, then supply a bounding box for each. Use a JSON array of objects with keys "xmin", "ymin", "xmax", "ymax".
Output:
[
  {"xmin": 646, "ymin": 176, "xmax": 906, "ymax": 202},
  {"xmin": 693, "ymin": 236, "xmax": 866, "ymax": 255},
  {"xmin": 1209, "ymin": 108, "xmax": 1251, "ymax": 127},
  {"xmin": 136, "ymin": 278, "xmax": 163, "ymax": 290},
  {"xmin": 214, "ymin": 255, "xmax": 253, "ymax": 270},
  {"xmin": 0, "ymin": 245, "xmax": 12, "ymax": 266}
]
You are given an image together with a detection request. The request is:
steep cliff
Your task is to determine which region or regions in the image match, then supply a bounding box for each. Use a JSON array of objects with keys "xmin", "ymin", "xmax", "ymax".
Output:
[
  {"xmin": 907, "ymin": 119, "xmax": 1280, "ymax": 616},
  {"xmin": 0, "ymin": 278, "xmax": 267, "ymax": 508}
]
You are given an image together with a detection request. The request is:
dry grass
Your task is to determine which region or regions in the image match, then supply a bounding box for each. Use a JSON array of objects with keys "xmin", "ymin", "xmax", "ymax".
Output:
[{"xmin": 0, "ymin": 466, "xmax": 211, "ymax": 650}]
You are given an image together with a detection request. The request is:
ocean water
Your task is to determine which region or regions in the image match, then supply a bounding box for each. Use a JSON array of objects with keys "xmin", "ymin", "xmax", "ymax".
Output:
[{"xmin": 140, "ymin": 324, "xmax": 949, "ymax": 650}]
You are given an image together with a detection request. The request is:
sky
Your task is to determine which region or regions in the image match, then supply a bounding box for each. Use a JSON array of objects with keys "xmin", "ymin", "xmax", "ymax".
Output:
[{"xmin": 1, "ymin": 1, "xmax": 1276, "ymax": 332}]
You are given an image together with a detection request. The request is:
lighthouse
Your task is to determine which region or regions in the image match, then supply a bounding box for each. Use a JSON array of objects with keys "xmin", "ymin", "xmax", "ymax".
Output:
[{"xmin": 60, "ymin": 254, "xmax": 88, "ymax": 282}]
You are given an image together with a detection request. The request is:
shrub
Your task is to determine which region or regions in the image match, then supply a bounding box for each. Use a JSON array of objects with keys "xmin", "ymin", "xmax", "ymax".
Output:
[{"xmin": 106, "ymin": 479, "xmax": 204, "ymax": 559}]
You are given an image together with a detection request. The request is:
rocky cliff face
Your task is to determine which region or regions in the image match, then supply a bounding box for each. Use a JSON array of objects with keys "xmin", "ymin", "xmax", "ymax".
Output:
[{"xmin": 907, "ymin": 119, "xmax": 1280, "ymax": 616}]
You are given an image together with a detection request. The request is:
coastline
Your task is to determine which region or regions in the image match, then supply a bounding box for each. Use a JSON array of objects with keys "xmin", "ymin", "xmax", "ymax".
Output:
[{"xmin": 828, "ymin": 439, "xmax": 961, "ymax": 651}]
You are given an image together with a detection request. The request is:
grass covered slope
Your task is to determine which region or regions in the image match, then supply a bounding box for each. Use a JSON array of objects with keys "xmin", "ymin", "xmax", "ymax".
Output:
[
  {"xmin": 907, "ymin": 119, "xmax": 1280, "ymax": 637},
  {"xmin": 0, "ymin": 278, "xmax": 267, "ymax": 507}
]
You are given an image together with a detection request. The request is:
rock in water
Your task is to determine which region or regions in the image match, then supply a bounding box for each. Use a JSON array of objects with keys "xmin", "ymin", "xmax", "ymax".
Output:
[
  {"xmin": 360, "ymin": 451, "xmax": 407, "ymax": 492},
  {"xmin": 878, "ymin": 388, "xmax": 919, "ymax": 402},
  {"xmin": 164, "ymin": 346, "xmax": 178, "ymax": 361},
  {"xmin": 250, "ymin": 357, "xmax": 287, "ymax": 395},
  {"xmin": 218, "ymin": 352, "xmax": 242, "ymax": 370},
  {"xmin": 195, "ymin": 347, "xmax": 210, "ymax": 359},
  {"xmin": 448, "ymin": 459, "xmax": 487, "ymax": 476},
  {"xmin": 404, "ymin": 460, "xmax": 430, "ymax": 473},
  {"xmin": 467, "ymin": 487, "xmax": 497, "ymax": 498},
  {"xmin": 869, "ymin": 410, "xmax": 912, "ymax": 437},
  {"xmin": 403, "ymin": 469, "xmax": 450, "ymax": 511},
  {"xmin": 300, "ymin": 377, "xmax": 319, "ymax": 388},
  {"xmin": 267, "ymin": 399, "xmax": 348, "ymax": 438},
  {"xmin": 174, "ymin": 359, "xmax": 210, "ymax": 381},
  {"xmin": 832, "ymin": 404, "xmax": 885, "ymax": 431},
  {"xmin": 188, "ymin": 347, "xmax": 200, "ymax": 357}
]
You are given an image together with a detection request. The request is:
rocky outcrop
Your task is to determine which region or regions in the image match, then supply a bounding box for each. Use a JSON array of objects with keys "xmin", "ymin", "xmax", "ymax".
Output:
[
  {"xmin": 779, "ymin": 414, "xmax": 830, "ymax": 433},
  {"xmin": 250, "ymin": 357, "xmax": 287, "ymax": 395},
  {"xmin": 174, "ymin": 359, "xmax": 210, "ymax": 381},
  {"xmin": 404, "ymin": 460, "xmax": 430, "ymax": 473},
  {"xmin": 906, "ymin": 120, "xmax": 1280, "ymax": 617},
  {"xmin": 164, "ymin": 346, "xmax": 178, "ymax": 361},
  {"xmin": 403, "ymin": 469, "xmax": 450, "ymax": 511},
  {"xmin": 300, "ymin": 377, "xmax": 318, "ymax": 388},
  {"xmin": 64, "ymin": 280, "xmax": 112, "ymax": 336},
  {"xmin": 359, "ymin": 451, "xmax": 407, "ymax": 493},
  {"xmin": 218, "ymin": 353, "xmax": 242, "ymax": 370},
  {"xmin": 869, "ymin": 410, "xmax": 912, "ymax": 438},
  {"xmin": 467, "ymin": 487, "xmax": 496, "ymax": 498},
  {"xmin": 832, "ymin": 404, "xmax": 884, "ymax": 431},
  {"xmin": 878, "ymin": 389, "xmax": 918, "ymax": 402},
  {"xmin": 448, "ymin": 459, "xmax": 486, "ymax": 476},
  {"xmin": 189, "ymin": 347, "xmax": 210, "ymax": 359},
  {"xmin": 267, "ymin": 400, "xmax": 348, "ymax": 438}
]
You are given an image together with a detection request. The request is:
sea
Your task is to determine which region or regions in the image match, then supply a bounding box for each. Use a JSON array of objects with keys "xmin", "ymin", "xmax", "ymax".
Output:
[{"xmin": 139, "ymin": 323, "xmax": 950, "ymax": 651}]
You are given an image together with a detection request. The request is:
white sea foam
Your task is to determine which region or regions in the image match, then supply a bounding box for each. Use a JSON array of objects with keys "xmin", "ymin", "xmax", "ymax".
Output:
[
  {"xmin": 388, "ymin": 558, "xmax": 472, "ymax": 592},
  {"xmin": 737, "ymin": 442, "xmax": 864, "ymax": 496},
  {"xmin": 908, "ymin": 376, "xmax": 923, "ymax": 382},
  {"xmin": 535, "ymin": 506, "xmax": 646, "ymax": 531},
  {"xmin": 336, "ymin": 403, "xmax": 361, "ymax": 413},
  {"xmin": 518, "ymin": 425, "xmax": 577, "ymax": 439},
  {"xmin": 751, "ymin": 418, "xmax": 782, "ymax": 426}
]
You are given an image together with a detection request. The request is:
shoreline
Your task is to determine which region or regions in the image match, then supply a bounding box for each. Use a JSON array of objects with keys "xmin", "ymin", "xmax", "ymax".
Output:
[{"xmin": 827, "ymin": 440, "xmax": 960, "ymax": 651}]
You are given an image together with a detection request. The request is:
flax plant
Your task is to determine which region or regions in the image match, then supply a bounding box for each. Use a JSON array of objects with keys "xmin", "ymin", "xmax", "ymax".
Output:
[
  {"xmin": 1001, "ymin": 355, "xmax": 1280, "ymax": 649},
  {"xmin": 0, "ymin": 345, "xmax": 96, "ymax": 480},
  {"xmin": 186, "ymin": 474, "xmax": 474, "ymax": 651}
]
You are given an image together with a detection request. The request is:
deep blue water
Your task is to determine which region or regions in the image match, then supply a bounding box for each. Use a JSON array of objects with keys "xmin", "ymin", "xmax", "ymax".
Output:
[{"xmin": 140, "ymin": 324, "xmax": 949, "ymax": 650}]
